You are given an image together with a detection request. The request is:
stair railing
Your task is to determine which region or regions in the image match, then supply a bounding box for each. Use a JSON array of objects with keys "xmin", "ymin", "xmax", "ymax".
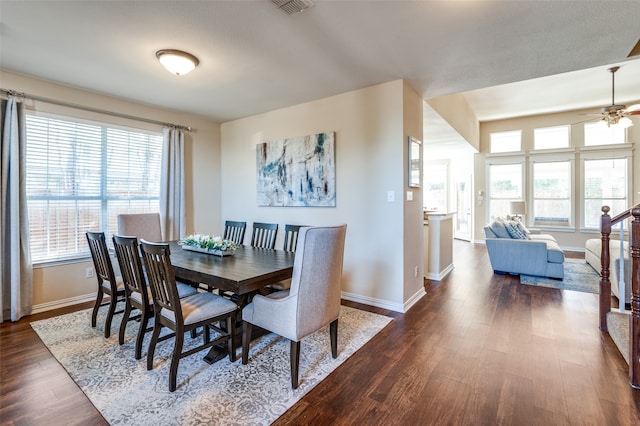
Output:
[{"xmin": 599, "ymin": 204, "xmax": 640, "ymax": 388}]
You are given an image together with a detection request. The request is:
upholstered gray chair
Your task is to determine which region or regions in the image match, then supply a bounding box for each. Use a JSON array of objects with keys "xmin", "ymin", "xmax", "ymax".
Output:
[
  {"xmin": 117, "ymin": 213, "xmax": 163, "ymax": 242},
  {"xmin": 241, "ymin": 224, "xmax": 347, "ymax": 388},
  {"xmin": 140, "ymin": 240, "xmax": 238, "ymax": 392}
]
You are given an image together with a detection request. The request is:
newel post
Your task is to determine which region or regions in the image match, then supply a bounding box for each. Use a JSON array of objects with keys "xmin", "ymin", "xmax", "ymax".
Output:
[
  {"xmin": 629, "ymin": 208, "xmax": 640, "ymax": 389},
  {"xmin": 599, "ymin": 206, "xmax": 611, "ymax": 332}
]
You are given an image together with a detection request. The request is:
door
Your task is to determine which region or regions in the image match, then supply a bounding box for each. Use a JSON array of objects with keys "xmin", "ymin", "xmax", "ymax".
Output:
[{"xmin": 454, "ymin": 175, "xmax": 472, "ymax": 241}]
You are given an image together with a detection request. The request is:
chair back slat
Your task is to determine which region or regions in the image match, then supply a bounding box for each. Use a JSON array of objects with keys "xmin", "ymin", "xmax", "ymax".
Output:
[
  {"xmin": 140, "ymin": 240, "xmax": 182, "ymax": 319},
  {"xmin": 283, "ymin": 224, "xmax": 305, "ymax": 252},
  {"xmin": 251, "ymin": 222, "xmax": 278, "ymax": 249},
  {"xmin": 113, "ymin": 235, "xmax": 148, "ymax": 303},
  {"xmin": 86, "ymin": 231, "xmax": 117, "ymax": 288},
  {"xmin": 224, "ymin": 220, "xmax": 247, "ymax": 245}
]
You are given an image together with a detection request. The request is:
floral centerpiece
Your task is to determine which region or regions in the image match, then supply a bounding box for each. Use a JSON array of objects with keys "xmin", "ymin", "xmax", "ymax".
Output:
[{"xmin": 178, "ymin": 234, "xmax": 238, "ymax": 256}]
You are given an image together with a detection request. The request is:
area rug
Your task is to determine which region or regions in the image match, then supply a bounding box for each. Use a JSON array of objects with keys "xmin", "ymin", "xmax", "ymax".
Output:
[
  {"xmin": 31, "ymin": 305, "xmax": 392, "ymax": 425},
  {"xmin": 520, "ymin": 258, "xmax": 599, "ymax": 294}
]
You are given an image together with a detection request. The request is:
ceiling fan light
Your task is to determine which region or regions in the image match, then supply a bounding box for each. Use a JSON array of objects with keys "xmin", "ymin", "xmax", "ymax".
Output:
[
  {"xmin": 156, "ymin": 49, "xmax": 199, "ymax": 76},
  {"xmin": 619, "ymin": 116, "xmax": 633, "ymax": 128},
  {"xmin": 597, "ymin": 118, "xmax": 609, "ymax": 129}
]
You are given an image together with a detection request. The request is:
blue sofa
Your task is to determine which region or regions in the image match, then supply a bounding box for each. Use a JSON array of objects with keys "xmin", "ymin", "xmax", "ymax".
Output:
[{"xmin": 484, "ymin": 219, "xmax": 565, "ymax": 279}]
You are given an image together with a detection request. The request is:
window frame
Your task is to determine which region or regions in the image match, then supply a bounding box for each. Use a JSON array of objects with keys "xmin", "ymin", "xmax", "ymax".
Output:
[
  {"xmin": 579, "ymin": 145, "xmax": 632, "ymax": 232},
  {"xmin": 25, "ymin": 110, "xmax": 163, "ymax": 265},
  {"xmin": 528, "ymin": 152, "xmax": 575, "ymax": 230},
  {"xmin": 485, "ymin": 155, "xmax": 525, "ymax": 223}
]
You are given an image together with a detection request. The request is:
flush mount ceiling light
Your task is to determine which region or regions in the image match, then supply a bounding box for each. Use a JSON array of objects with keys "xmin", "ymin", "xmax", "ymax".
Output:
[{"xmin": 155, "ymin": 49, "xmax": 199, "ymax": 76}]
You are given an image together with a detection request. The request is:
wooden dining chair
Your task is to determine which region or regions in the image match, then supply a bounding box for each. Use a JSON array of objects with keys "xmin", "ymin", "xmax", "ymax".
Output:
[
  {"xmin": 267, "ymin": 224, "xmax": 307, "ymax": 292},
  {"xmin": 86, "ymin": 231, "xmax": 127, "ymax": 338},
  {"xmin": 112, "ymin": 235, "xmax": 197, "ymax": 360},
  {"xmin": 283, "ymin": 224, "xmax": 305, "ymax": 252},
  {"xmin": 242, "ymin": 225, "xmax": 347, "ymax": 389},
  {"xmin": 117, "ymin": 213, "xmax": 163, "ymax": 242},
  {"xmin": 223, "ymin": 220, "xmax": 246, "ymax": 245},
  {"xmin": 140, "ymin": 240, "xmax": 238, "ymax": 392},
  {"xmin": 250, "ymin": 222, "xmax": 278, "ymax": 249}
]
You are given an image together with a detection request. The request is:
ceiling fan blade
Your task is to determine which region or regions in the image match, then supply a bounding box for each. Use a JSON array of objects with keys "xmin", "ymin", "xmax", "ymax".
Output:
[{"xmin": 627, "ymin": 103, "xmax": 640, "ymax": 114}]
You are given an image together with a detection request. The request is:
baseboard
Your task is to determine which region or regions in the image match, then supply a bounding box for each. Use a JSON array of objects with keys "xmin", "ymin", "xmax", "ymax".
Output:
[
  {"xmin": 341, "ymin": 291, "xmax": 405, "ymax": 313},
  {"xmin": 403, "ymin": 287, "xmax": 427, "ymax": 312},
  {"xmin": 32, "ymin": 294, "xmax": 96, "ymax": 314},
  {"xmin": 425, "ymin": 263, "xmax": 454, "ymax": 281},
  {"xmin": 341, "ymin": 287, "xmax": 426, "ymax": 314}
]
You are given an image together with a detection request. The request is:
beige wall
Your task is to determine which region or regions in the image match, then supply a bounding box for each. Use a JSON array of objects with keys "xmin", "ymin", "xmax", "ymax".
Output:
[
  {"xmin": 402, "ymin": 81, "xmax": 426, "ymax": 304},
  {"xmin": 473, "ymin": 107, "xmax": 640, "ymax": 250},
  {"xmin": 6, "ymin": 72, "xmax": 425, "ymax": 313},
  {"xmin": 221, "ymin": 80, "xmax": 425, "ymax": 312},
  {"xmin": 2, "ymin": 71, "xmax": 221, "ymax": 311},
  {"xmin": 426, "ymin": 93, "xmax": 480, "ymax": 151}
]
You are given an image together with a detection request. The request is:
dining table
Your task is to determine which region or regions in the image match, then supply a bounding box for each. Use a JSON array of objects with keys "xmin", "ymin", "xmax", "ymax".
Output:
[{"xmin": 168, "ymin": 241, "xmax": 296, "ymax": 363}]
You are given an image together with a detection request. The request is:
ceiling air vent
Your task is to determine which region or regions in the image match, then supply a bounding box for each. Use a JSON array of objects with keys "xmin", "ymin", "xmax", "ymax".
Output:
[{"xmin": 272, "ymin": 0, "xmax": 314, "ymax": 15}]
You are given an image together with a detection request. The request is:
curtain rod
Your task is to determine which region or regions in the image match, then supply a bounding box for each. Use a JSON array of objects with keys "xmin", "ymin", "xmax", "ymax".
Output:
[{"xmin": 1, "ymin": 88, "xmax": 192, "ymax": 132}]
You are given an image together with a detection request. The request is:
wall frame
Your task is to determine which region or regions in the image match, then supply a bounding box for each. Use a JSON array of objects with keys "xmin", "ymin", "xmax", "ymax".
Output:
[{"xmin": 408, "ymin": 136, "xmax": 422, "ymax": 188}]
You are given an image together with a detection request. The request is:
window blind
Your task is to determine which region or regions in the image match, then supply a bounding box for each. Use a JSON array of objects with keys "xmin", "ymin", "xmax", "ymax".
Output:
[{"xmin": 26, "ymin": 114, "xmax": 162, "ymax": 263}]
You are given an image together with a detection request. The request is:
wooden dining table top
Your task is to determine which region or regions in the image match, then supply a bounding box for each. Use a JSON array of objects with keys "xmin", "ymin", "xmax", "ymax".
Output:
[{"xmin": 168, "ymin": 241, "xmax": 295, "ymax": 295}]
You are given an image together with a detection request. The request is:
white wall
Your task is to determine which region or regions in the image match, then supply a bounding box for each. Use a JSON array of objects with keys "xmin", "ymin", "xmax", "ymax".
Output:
[
  {"xmin": 221, "ymin": 80, "xmax": 424, "ymax": 311},
  {"xmin": 1, "ymin": 71, "xmax": 221, "ymax": 311}
]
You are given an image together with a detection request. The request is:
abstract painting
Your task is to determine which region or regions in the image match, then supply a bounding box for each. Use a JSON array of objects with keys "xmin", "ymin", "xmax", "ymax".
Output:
[{"xmin": 257, "ymin": 132, "xmax": 335, "ymax": 207}]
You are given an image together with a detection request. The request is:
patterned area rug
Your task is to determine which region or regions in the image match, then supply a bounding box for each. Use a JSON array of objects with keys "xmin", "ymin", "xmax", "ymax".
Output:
[
  {"xmin": 520, "ymin": 258, "xmax": 599, "ymax": 293},
  {"xmin": 31, "ymin": 305, "xmax": 392, "ymax": 425}
]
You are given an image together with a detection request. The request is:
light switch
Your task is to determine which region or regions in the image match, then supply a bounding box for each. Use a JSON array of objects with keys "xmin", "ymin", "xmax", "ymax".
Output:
[
  {"xmin": 406, "ymin": 191, "xmax": 413, "ymax": 201},
  {"xmin": 387, "ymin": 190, "xmax": 395, "ymax": 202}
]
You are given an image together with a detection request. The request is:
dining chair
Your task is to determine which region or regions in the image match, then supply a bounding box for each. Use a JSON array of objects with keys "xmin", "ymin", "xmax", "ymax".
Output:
[
  {"xmin": 250, "ymin": 222, "xmax": 278, "ymax": 249},
  {"xmin": 140, "ymin": 240, "xmax": 238, "ymax": 392},
  {"xmin": 112, "ymin": 235, "xmax": 197, "ymax": 360},
  {"xmin": 117, "ymin": 213, "xmax": 163, "ymax": 242},
  {"xmin": 267, "ymin": 224, "xmax": 307, "ymax": 292},
  {"xmin": 86, "ymin": 231, "xmax": 127, "ymax": 338},
  {"xmin": 242, "ymin": 224, "xmax": 347, "ymax": 389},
  {"xmin": 223, "ymin": 220, "xmax": 246, "ymax": 245},
  {"xmin": 283, "ymin": 224, "xmax": 305, "ymax": 252}
]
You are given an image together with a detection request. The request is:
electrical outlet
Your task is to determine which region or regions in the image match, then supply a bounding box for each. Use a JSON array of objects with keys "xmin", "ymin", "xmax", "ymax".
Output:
[{"xmin": 85, "ymin": 267, "xmax": 94, "ymax": 278}]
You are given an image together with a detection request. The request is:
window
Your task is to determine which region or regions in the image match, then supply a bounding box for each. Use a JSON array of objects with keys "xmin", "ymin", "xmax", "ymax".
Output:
[
  {"xmin": 583, "ymin": 158, "xmax": 628, "ymax": 229},
  {"xmin": 531, "ymin": 160, "xmax": 572, "ymax": 227},
  {"xmin": 26, "ymin": 114, "xmax": 162, "ymax": 263},
  {"xmin": 424, "ymin": 161, "xmax": 448, "ymax": 212},
  {"xmin": 584, "ymin": 122, "xmax": 626, "ymax": 146},
  {"xmin": 534, "ymin": 125, "xmax": 569, "ymax": 150},
  {"xmin": 488, "ymin": 163, "xmax": 522, "ymax": 221},
  {"xmin": 490, "ymin": 130, "xmax": 521, "ymax": 153}
]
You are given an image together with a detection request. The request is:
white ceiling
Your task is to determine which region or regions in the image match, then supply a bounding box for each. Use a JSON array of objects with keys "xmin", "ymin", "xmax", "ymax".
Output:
[{"xmin": 1, "ymin": 0, "xmax": 639, "ymax": 128}]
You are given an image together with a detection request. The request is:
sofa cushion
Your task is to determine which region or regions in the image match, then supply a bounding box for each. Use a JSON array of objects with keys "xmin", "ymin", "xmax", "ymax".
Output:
[
  {"xmin": 530, "ymin": 234, "xmax": 556, "ymax": 242},
  {"xmin": 489, "ymin": 219, "xmax": 512, "ymax": 239},
  {"xmin": 505, "ymin": 220, "xmax": 531, "ymax": 240},
  {"xmin": 545, "ymin": 241, "xmax": 565, "ymax": 263}
]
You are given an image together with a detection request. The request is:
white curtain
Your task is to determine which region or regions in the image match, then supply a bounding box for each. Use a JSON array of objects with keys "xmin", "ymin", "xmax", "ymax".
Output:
[
  {"xmin": 160, "ymin": 127, "xmax": 186, "ymax": 240},
  {"xmin": 0, "ymin": 98, "xmax": 33, "ymax": 322}
]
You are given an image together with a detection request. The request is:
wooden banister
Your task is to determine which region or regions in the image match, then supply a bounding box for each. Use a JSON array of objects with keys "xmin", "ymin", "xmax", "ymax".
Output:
[
  {"xmin": 631, "ymin": 207, "xmax": 640, "ymax": 388},
  {"xmin": 598, "ymin": 204, "xmax": 640, "ymax": 388}
]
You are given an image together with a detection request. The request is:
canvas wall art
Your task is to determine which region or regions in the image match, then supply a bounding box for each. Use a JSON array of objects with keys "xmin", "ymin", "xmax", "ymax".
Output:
[{"xmin": 256, "ymin": 132, "xmax": 336, "ymax": 207}]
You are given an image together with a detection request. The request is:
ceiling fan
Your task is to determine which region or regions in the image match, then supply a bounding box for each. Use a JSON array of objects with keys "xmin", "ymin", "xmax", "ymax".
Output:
[{"xmin": 594, "ymin": 66, "xmax": 640, "ymax": 128}]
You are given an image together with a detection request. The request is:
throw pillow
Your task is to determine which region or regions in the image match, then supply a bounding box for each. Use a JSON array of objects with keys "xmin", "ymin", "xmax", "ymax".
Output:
[
  {"xmin": 515, "ymin": 221, "xmax": 531, "ymax": 238},
  {"xmin": 489, "ymin": 219, "xmax": 512, "ymax": 239},
  {"xmin": 505, "ymin": 220, "xmax": 530, "ymax": 240}
]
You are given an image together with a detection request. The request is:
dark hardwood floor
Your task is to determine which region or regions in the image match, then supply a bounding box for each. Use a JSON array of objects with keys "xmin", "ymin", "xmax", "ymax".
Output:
[{"xmin": 2, "ymin": 241, "xmax": 640, "ymax": 425}]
